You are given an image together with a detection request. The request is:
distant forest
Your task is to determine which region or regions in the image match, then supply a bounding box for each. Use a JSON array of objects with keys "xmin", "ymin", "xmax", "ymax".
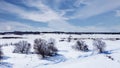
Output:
[{"xmin": 0, "ymin": 31, "xmax": 120, "ymax": 35}]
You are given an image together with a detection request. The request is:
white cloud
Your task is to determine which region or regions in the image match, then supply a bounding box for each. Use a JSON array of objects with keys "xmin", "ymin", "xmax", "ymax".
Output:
[
  {"xmin": 0, "ymin": 21, "xmax": 36, "ymax": 32},
  {"xmin": 72, "ymin": 0, "xmax": 120, "ymax": 19},
  {"xmin": 74, "ymin": 0, "xmax": 89, "ymax": 7},
  {"xmin": 0, "ymin": 0, "xmax": 120, "ymax": 32},
  {"xmin": 22, "ymin": 0, "xmax": 66, "ymax": 22},
  {"xmin": 0, "ymin": 20, "xmax": 120, "ymax": 32},
  {"xmin": 116, "ymin": 10, "xmax": 120, "ymax": 16},
  {"xmin": 47, "ymin": 20, "xmax": 120, "ymax": 32},
  {"xmin": 0, "ymin": 0, "xmax": 65, "ymax": 23},
  {"xmin": 0, "ymin": 0, "xmax": 77, "ymax": 32}
]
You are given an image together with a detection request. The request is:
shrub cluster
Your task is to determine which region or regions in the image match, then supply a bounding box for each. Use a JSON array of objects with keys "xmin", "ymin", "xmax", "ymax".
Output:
[
  {"xmin": 93, "ymin": 39, "xmax": 106, "ymax": 53},
  {"xmin": 13, "ymin": 41, "xmax": 31, "ymax": 54},
  {"xmin": 72, "ymin": 40, "xmax": 89, "ymax": 52},
  {"xmin": 34, "ymin": 38, "xmax": 58, "ymax": 58}
]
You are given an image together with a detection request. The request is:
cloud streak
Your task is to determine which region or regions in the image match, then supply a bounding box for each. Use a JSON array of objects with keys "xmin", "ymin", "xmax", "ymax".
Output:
[
  {"xmin": 0, "ymin": 19, "xmax": 120, "ymax": 32},
  {"xmin": 0, "ymin": 20, "xmax": 36, "ymax": 32},
  {"xmin": 0, "ymin": 0, "xmax": 65, "ymax": 23},
  {"xmin": 72, "ymin": 0, "xmax": 120, "ymax": 19},
  {"xmin": 116, "ymin": 10, "xmax": 120, "ymax": 16},
  {"xmin": 0, "ymin": 0, "xmax": 120, "ymax": 32}
]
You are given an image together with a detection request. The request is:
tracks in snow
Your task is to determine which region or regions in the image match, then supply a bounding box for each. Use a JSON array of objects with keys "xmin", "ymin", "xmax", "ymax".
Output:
[
  {"xmin": 0, "ymin": 62, "xmax": 13, "ymax": 68},
  {"xmin": 43, "ymin": 54, "xmax": 67, "ymax": 64},
  {"xmin": 33, "ymin": 54, "xmax": 67, "ymax": 68}
]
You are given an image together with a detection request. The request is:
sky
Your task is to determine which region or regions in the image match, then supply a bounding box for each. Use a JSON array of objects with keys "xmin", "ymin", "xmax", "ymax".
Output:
[{"xmin": 0, "ymin": 0, "xmax": 120, "ymax": 32}]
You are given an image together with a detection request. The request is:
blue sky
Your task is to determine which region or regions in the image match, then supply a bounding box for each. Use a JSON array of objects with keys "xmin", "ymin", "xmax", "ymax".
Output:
[{"xmin": 0, "ymin": 0, "xmax": 120, "ymax": 32}]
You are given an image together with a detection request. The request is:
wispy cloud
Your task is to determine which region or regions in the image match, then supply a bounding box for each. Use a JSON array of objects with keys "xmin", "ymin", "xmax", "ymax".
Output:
[
  {"xmin": 116, "ymin": 10, "xmax": 120, "ymax": 16},
  {"xmin": 0, "ymin": 20, "xmax": 36, "ymax": 32},
  {"xmin": 0, "ymin": 0, "xmax": 24, "ymax": 13},
  {"xmin": 0, "ymin": 19, "xmax": 119, "ymax": 32},
  {"xmin": 0, "ymin": 0, "xmax": 65, "ymax": 22},
  {"xmin": 0, "ymin": 0, "xmax": 120, "ymax": 32},
  {"xmin": 72, "ymin": 0, "xmax": 120, "ymax": 19}
]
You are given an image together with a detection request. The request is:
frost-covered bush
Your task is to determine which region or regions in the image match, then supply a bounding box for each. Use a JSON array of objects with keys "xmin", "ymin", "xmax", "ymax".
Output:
[
  {"xmin": 72, "ymin": 40, "xmax": 89, "ymax": 52},
  {"xmin": 93, "ymin": 39, "xmax": 106, "ymax": 53},
  {"xmin": 34, "ymin": 38, "xmax": 58, "ymax": 58},
  {"xmin": 13, "ymin": 41, "xmax": 31, "ymax": 54},
  {"xmin": 47, "ymin": 38, "xmax": 58, "ymax": 55}
]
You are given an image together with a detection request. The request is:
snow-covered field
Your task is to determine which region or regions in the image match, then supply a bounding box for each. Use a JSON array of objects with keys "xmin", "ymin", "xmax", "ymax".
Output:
[{"xmin": 0, "ymin": 34, "xmax": 120, "ymax": 68}]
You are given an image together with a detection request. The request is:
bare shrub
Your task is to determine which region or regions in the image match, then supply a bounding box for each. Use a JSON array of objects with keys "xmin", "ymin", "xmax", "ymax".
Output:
[
  {"xmin": 47, "ymin": 38, "xmax": 58, "ymax": 55},
  {"xmin": 34, "ymin": 38, "xmax": 58, "ymax": 58},
  {"xmin": 13, "ymin": 41, "xmax": 31, "ymax": 54},
  {"xmin": 34, "ymin": 38, "xmax": 47, "ymax": 57},
  {"xmin": 48, "ymin": 38, "xmax": 55, "ymax": 45},
  {"xmin": 0, "ymin": 46, "xmax": 3, "ymax": 61},
  {"xmin": 72, "ymin": 40, "xmax": 89, "ymax": 52},
  {"xmin": 93, "ymin": 39, "xmax": 106, "ymax": 53},
  {"xmin": 68, "ymin": 35, "xmax": 72, "ymax": 42}
]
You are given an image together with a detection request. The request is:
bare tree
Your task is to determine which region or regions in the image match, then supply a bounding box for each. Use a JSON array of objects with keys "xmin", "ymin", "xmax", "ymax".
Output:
[
  {"xmin": 93, "ymin": 39, "xmax": 106, "ymax": 53},
  {"xmin": 72, "ymin": 40, "xmax": 89, "ymax": 52},
  {"xmin": 13, "ymin": 41, "xmax": 31, "ymax": 54}
]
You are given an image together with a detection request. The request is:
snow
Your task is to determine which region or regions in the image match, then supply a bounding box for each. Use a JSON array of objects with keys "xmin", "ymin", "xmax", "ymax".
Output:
[{"xmin": 0, "ymin": 34, "xmax": 120, "ymax": 68}]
